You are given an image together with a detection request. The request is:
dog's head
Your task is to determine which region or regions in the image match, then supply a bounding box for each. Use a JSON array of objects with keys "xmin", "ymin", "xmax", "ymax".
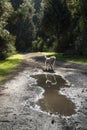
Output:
[{"xmin": 44, "ymin": 55, "xmax": 47, "ymax": 59}]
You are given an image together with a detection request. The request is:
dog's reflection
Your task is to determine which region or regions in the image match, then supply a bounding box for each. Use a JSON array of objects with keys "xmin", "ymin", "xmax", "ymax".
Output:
[{"xmin": 45, "ymin": 74, "xmax": 57, "ymax": 86}]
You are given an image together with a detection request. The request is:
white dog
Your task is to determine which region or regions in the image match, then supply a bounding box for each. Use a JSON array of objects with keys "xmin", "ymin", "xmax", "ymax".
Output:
[{"xmin": 45, "ymin": 56, "xmax": 56, "ymax": 70}]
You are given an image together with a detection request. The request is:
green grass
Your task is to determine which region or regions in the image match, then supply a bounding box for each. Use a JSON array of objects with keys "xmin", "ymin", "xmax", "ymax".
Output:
[
  {"xmin": 42, "ymin": 52, "xmax": 87, "ymax": 65},
  {"xmin": 0, "ymin": 54, "xmax": 23, "ymax": 83}
]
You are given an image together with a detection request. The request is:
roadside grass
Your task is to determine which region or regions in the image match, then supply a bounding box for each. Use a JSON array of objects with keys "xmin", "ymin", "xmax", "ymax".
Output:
[
  {"xmin": 42, "ymin": 52, "xmax": 87, "ymax": 65},
  {"xmin": 0, "ymin": 54, "xmax": 23, "ymax": 83}
]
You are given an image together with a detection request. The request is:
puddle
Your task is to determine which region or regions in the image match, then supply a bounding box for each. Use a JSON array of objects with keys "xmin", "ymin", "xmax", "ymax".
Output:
[{"xmin": 31, "ymin": 74, "xmax": 76, "ymax": 116}]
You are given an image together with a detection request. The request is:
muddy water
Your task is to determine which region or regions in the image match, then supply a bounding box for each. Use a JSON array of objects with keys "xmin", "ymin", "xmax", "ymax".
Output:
[{"xmin": 31, "ymin": 74, "xmax": 76, "ymax": 116}]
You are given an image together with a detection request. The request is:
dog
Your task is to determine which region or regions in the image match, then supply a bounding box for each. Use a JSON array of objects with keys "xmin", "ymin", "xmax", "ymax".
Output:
[{"xmin": 45, "ymin": 56, "xmax": 56, "ymax": 71}]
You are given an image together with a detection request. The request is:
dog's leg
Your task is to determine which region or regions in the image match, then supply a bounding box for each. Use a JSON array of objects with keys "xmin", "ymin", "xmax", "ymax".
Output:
[
  {"xmin": 52, "ymin": 60, "xmax": 55, "ymax": 71},
  {"xmin": 45, "ymin": 60, "xmax": 47, "ymax": 70},
  {"xmin": 52, "ymin": 62, "xmax": 54, "ymax": 70},
  {"xmin": 50, "ymin": 64, "xmax": 53, "ymax": 70}
]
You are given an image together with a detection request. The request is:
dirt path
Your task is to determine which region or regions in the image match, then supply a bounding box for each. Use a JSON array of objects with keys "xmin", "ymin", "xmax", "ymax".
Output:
[{"xmin": 0, "ymin": 52, "xmax": 87, "ymax": 130}]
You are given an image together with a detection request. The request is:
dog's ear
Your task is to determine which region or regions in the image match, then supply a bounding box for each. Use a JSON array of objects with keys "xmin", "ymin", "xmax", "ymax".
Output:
[{"xmin": 45, "ymin": 55, "xmax": 47, "ymax": 59}]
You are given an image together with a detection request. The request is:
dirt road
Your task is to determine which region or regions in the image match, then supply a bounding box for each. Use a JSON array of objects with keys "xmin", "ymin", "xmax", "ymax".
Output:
[{"xmin": 0, "ymin": 52, "xmax": 87, "ymax": 130}]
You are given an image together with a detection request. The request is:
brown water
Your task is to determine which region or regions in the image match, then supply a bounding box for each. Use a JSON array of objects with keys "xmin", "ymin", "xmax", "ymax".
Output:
[{"xmin": 31, "ymin": 74, "xmax": 76, "ymax": 116}]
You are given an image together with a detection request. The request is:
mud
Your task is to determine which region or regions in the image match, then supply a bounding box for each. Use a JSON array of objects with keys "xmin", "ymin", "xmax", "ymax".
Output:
[{"xmin": 0, "ymin": 52, "xmax": 87, "ymax": 130}]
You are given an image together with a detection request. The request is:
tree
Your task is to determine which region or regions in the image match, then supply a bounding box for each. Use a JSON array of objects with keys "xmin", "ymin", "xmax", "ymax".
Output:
[
  {"xmin": 10, "ymin": 0, "xmax": 23, "ymax": 10},
  {"xmin": 32, "ymin": 0, "xmax": 42, "ymax": 13},
  {"xmin": 0, "ymin": 0, "xmax": 16, "ymax": 59},
  {"xmin": 78, "ymin": 0, "xmax": 87, "ymax": 56},
  {"xmin": 9, "ymin": 0, "xmax": 35, "ymax": 52},
  {"xmin": 66, "ymin": 0, "xmax": 87, "ymax": 56},
  {"xmin": 42, "ymin": 0, "xmax": 71, "ymax": 52}
]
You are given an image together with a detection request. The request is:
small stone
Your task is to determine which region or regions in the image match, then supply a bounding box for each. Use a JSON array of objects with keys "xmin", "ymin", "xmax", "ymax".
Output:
[
  {"xmin": 50, "ymin": 112, "xmax": 53, "ymax": 115},
  {"xmin": 51, "ymin": 119, "xmax": 55, "ymax": 124},
  {"xmin": 82, "ymin": 89, "xmax": 84, "ymax": 93},
  {"xmin": 30, "ymin": 119, "xmax": 32, "ymax": 122}
]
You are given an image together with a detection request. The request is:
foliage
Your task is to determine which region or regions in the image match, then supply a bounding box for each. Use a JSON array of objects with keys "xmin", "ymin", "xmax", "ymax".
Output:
[
  {"xmin": 0, "ymin": 0, "xmax": 87, "ymax": 58},
  {"xmin": 10, "ymin": 0, "xmax": 23, "ymax": 10},
  {"xmin": 42, "ymin": 0, "xmax": 70, "ymax": 33},
  {"xmin": 9, "ymin": 0, "xmax": 35, "ymax": 52},
  {"xmin": 32, "ymin": 36, "xmax": 56, "ymax": 52},
  {"xmin": 32, "ymin": 37, "xmax": 43, "ymax": 51},
  {"xmin": 66, "ymin": 0, "xmax": 87, "ymax": 56},
  {"xmin": 41, "ymin": 0, "xmax": 71, "ymax": 52},
  {"xmin": 33, "ymin": 0, "xmax": 42, "ymax": 13},
  {"xmin": 0, "ymin": 0, "xmax": 16, "ymax": 60}
]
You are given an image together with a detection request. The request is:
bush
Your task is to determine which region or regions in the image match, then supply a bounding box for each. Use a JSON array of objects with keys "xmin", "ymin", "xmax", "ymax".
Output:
[
  {"xmin": 0, "ymin": 29, "xmax": 16, "ymax": 60},
  {"xmin": 63, "ymin": 49, "xmax": 77, "ymax": 57},
  {"xmin": 32, "ymin": 37, "xmax": 43, "ymax": 51}
]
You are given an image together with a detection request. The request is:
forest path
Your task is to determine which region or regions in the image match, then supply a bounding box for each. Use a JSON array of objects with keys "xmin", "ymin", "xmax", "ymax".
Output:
[{"xmin": 0, "ymin": 52, "xmax": 87, "ymax": 130}]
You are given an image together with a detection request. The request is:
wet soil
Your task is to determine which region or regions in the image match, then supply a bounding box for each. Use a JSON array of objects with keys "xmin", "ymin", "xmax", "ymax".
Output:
[{"xmin": 0, "ymin": 52, "xmax": 87, "ymax": 130}]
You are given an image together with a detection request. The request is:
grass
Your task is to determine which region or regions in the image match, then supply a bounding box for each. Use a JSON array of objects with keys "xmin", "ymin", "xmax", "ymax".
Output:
[
  {"xmin": 42, "ymin": 52, "xmax": 87, "ymax": 65},
  {"xmin": 0, "ymin": 54, "xmax": 23, "ymax": 83}
]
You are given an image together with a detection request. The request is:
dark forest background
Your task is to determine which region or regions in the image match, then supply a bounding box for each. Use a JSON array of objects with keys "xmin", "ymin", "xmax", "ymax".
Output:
[{"xmin": 0, "ymin": 0, "xmax": 87, "ymax": 60}]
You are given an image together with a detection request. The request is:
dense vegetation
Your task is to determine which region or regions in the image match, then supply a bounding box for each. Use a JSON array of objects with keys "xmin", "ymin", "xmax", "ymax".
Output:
[{"xmin": 0, "ymin": 0, "xmax": 87, "ymax": 60}]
